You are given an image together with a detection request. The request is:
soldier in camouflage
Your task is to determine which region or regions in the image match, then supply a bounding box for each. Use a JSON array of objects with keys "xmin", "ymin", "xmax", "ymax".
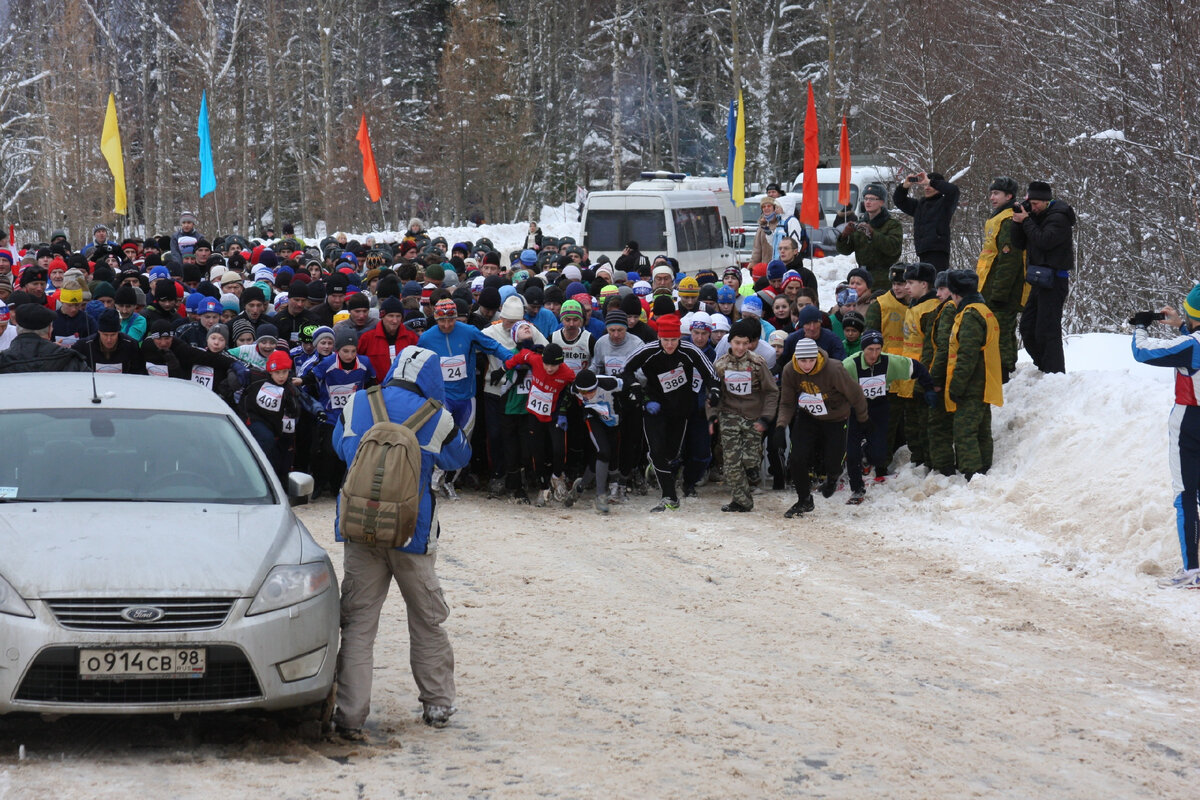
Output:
[
  {"xmin": 977, "ymin": 176, "xmax": 1028, "ymax": 381},
  {"xmin": 709, "ymin": 319, "xmax": 780, "ymax": 512},
  {"xmin": 944, "ymin": 270, "xmax": 1004, "ymax": 478}
]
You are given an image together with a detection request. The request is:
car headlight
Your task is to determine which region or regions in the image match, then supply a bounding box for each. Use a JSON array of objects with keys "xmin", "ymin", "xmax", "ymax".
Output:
[
  {"xmin": 247, "ymin": 562, "xmax": 331, "ymax": 616},
  {"xmin": 0, "ymin": 572, "xmax": 33, "ymax": 618}
]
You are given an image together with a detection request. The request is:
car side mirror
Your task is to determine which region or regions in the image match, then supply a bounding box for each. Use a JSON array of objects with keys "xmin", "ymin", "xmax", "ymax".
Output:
[{"xmin": 287, "ymin": 472, "xmax": 314, "ymax": 506}]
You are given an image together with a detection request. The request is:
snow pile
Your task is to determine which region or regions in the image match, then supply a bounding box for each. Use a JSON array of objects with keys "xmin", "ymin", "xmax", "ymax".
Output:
[
  {"xmin": 829, "ymin": 331, "xmax": 1179, "ymax": 604},
  {"xmin": 338, "ymin": 203, "xmax": 583, "ymax": 256}
]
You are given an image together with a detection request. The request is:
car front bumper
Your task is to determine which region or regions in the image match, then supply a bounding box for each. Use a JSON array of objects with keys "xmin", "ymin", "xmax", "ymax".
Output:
[{"xmin": 0, "ymin": 590, "xmax": 339, "ymax": 715}]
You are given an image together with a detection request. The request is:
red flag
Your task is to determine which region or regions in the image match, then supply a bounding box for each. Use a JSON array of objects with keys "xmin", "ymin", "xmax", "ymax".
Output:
[
  {"xmin": 356, "ymin": 114, "xmax": 382, "ymax": 203},
  {"xmin": 838, "ymin": 115, "xmax": 851, "ymax": 208},
  {"xmin": 799, "ymin": 83, "xmax": 821, "ymax": 227}
]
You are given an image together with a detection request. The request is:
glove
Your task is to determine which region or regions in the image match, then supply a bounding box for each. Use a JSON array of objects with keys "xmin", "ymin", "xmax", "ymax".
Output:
[
  {"xmin": 924, "ymin": 390, "xmax": 937, "ymax": 408},
  {"xmin": 1128, "ymin": 311, "xmax": 1163, "ymax": 327},
  {"xmin": 488, "ymin": 368, "xmax": 506, "ymax": 386},
  {"xmin": 555, "ymin": 414, "xmax": 568, "ymax": 430},
  {"xmin": 645, "ymin": 401, "xmax": 662, "ymax": 416},
  {"xmin": 316, "ymin": 410, "xmax": 328, "ymax": 425},
  {"xmin": 627, "ymin": 383, "xmax": 645, "ymax": 403},
  {"xmin": 707, "ymin": 386, "xmax": 722, "ymax": 408}
]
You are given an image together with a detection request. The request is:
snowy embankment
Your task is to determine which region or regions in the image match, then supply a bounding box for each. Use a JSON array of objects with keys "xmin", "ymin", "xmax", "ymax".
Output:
[{"xmin": 813, "ymin": 254, "xmax": 1184, "ymax": 623}]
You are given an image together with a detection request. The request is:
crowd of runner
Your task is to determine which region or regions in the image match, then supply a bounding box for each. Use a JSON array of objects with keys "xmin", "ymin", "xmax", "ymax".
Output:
[{"xmin": 0, "ymin": 178, "xmax": 1060, "ymax": 516}]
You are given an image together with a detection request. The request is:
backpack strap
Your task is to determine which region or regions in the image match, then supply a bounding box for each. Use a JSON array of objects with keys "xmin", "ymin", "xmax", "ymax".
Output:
[
  {"xmin": 366, "ymin": 385, "xmax": 388, "ymax": 425},
  {"xmin": 403, "ymin": 398, "xmax": 443, "ymax": 433}
]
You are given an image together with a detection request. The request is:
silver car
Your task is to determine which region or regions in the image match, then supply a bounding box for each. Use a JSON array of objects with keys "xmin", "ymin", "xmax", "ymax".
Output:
[{"xmin": 0, "ymin": 374, "xmax": 338, "ymax": 716}]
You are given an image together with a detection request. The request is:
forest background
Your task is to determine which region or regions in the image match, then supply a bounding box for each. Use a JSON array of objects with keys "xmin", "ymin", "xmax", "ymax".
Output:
[{"xmin": 1, "ymin": 0, "xmax": 1198, "ymax": 328}]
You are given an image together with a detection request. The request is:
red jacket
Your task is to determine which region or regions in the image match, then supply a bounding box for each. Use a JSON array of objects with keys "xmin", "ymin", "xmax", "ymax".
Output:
[
  {"xmin": 357, "ymin": 321, "xmax": 419, "ymax": 380},
  {"xmin": 505, "ymin": 348, "xmax": 576, "ymax": 422}
]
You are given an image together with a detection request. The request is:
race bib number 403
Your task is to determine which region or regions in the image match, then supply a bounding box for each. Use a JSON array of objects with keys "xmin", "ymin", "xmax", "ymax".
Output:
[{"xmin": 257, "ymin": 384, "xmax": 284, "ymax": 411}]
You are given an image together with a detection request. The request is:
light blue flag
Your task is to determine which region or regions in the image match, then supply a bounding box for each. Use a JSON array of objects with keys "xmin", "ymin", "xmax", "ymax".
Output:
[{"xmin": 198, "ymin": 91, "xmax": 216, "ymax": 197}]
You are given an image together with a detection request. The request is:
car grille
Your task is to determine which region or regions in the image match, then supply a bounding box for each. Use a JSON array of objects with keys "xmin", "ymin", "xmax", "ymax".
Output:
[
  {"xmin": 45, "ymin": 598, "xmax": 236, "ymax": 631},
  {"xmin": 15, "ymin": 646, "xmax": 262, "ymax": 704}
]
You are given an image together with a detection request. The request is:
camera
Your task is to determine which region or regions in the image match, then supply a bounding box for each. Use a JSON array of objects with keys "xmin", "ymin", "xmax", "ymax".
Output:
[
  {"xmin": 1016, "ymin": 200, "xmax": 1032, "ymax": 212},
  {"xmin": 1128, "ymin": 311, "xmax": 1166, "ymax": 326}
]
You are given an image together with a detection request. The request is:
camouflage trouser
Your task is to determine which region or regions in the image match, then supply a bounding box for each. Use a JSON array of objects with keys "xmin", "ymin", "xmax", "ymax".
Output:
[
  {"xmin": 720, "ymin": 412, "xmax": 761, "ymax": 508},
  {"xmin": 994, "ymin": 306, "xmax": 1021, "ymax": 375},
  {"xmin": 927, "ymin": 396, "xmax": 956, "ymax": 476},
  {"xmin": 901, "ymin": 395, "xmax": 929, "ymax": 466},
  {"xmin": 953, "ymin": 397, "xmax": 993, "ymax": 476}
]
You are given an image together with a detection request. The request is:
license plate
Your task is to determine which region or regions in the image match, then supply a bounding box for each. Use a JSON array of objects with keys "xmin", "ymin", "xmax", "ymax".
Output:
[{"xmin": 78, "ymin": 647, "xmax": 207, "ymax": 680}]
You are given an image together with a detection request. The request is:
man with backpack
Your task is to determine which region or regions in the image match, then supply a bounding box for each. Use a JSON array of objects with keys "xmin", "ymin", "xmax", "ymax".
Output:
[{"xmin": 331, "ymin": 345, "xmax": 472, "ymax": 741}]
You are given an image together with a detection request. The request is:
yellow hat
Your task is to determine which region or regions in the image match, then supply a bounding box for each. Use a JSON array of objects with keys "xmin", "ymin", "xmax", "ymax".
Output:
[
  {"xmin": 333, "ymin": 310, "xmax": 351, "ymax": 325},
  {"xmin": 677, "ymin": 276, "xmax": 700, "ymax": 298},
  {"xmin": 59, "ymin": 288, "xmax": 84, "ymax": 304}
]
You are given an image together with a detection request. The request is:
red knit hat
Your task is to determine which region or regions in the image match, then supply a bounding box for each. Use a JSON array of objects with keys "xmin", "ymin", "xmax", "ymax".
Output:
[
  {"xmin": 266, "ymin": 350, "xmax": 293, "ymax": 372},
  {"xmin": 656, "ymin": 314, "xmax": 681, "ymax": 339}
]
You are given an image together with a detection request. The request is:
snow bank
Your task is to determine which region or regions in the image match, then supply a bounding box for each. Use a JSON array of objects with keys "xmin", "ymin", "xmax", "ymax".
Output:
[
  {"xmin": 827, "ymin": 331, "xmax": 1182, "ymax": 612},
  {"xmin": 338, "ymin": 203, "xmax": 583, "ymax": 257}
]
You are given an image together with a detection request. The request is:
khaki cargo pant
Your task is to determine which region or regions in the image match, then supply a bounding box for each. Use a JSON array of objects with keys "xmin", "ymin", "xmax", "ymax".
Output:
[{"xmin": 332, "ymin": 541, "xmax": 455, "ymax": 729}]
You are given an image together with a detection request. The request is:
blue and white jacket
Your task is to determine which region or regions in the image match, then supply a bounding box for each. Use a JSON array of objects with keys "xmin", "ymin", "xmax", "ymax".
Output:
[
  {"xmin": 332, "ymin": 346, "xmax": 472, "ymax": 554},
  {"xmin": 1132, "ymin": 326, "xmax": 1200, "ymax": 406}
]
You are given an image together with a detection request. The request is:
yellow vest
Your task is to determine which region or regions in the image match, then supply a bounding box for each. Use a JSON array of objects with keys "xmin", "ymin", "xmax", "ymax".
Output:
[
  {"xmin": 945, "ymin": 302, "xmax": 1003, "ymax": 412},
  {"xmin": 895, "ymin": 296, "xmax": 941, "ymax": 398},
  {"xmin": 976, "ymin": 208, "xmax": 1031, "ymax": 306}
]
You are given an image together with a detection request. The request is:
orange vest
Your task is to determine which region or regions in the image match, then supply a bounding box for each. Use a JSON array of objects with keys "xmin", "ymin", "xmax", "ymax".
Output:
[{"xmin": 945, "ymin": 302, "xmax": 1003, "ymax": 412}]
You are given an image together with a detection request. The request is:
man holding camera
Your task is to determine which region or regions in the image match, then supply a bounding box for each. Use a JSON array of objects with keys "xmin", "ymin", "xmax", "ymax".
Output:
[
  {"xmin": 1013, "ymin": 181, "xmax": 1075, "ymax": 374},
  {"xmin": 893, "ymin": 171, "xmax": 960, "ymax": 272},
  {"xmin": 1131, "ymin": 291, "xmax": 1200, "ymax": 588},
  {"xmin": 835, "ymin": 183, "xmax": 903, "ymax": 291}
]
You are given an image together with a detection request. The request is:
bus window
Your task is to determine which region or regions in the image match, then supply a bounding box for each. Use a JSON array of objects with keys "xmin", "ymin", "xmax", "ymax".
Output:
[
  {"xmin": 627, "ymin": 210, "xmax": 668, "ymax": 252},
  {"xmin": 584, "ymin": 211, "xmax": 624, "ymax": 252}
]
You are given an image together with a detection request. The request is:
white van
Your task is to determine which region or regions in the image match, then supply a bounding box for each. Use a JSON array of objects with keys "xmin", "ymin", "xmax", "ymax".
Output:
[
  {"xmin": 624, "ymin": 172, "xmax": 741, "ymax": 240},
  {"xmin": 582, "ymin": 189, "xmax": 735, "ymax": 274},
  {"xmin": 790, "ymin": 164, "xmax": 895, "ymax": 226}
]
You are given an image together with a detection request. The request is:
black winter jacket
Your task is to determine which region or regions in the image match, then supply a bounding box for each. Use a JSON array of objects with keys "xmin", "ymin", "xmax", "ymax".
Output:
[
  {"xmin": 893, "ymin": 178, "xmax": 961, "ymax": 255},
  {"xmin": 1011, "ymin": 200, "xmax": 1076, "ymax": 273},
  {"xmin": 0, "ymin": 333, "xmax": 90, "ymax": 373}
]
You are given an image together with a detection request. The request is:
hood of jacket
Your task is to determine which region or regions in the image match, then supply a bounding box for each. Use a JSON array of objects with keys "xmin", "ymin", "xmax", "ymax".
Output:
[{"xmin": 383, "ymin": 344, "xmax": 446, "ymax": 403}]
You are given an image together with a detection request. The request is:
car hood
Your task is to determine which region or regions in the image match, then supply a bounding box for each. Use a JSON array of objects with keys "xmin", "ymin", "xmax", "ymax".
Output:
[{"xmin": 0, "ymin": 503, "xmax": 300, "ymax": 598}]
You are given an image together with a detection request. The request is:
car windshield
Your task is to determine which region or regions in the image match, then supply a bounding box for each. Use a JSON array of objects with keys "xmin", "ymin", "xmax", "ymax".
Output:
[{"xmin": 0, "ymin": 408, "xmax": 274, "ymax": 504}]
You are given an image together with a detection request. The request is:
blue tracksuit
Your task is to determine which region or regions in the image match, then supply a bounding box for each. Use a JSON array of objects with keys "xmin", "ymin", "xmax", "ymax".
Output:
[
  {"xmin": 333, "ymin": 347, "xmax": 471, "ymax": 554},
  {"xmin": 1133, "ymin": 325, "xmax": 1200, "ymax": 570},
  {"xmin": 311, "ymin": 354, "xmax": 376, "ymax": 422}
]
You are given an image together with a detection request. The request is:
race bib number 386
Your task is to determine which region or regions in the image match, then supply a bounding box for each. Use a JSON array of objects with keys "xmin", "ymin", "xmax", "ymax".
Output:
[{"xmin": 659, "ymin": 366, "xmax": 687, "ymax": 393}]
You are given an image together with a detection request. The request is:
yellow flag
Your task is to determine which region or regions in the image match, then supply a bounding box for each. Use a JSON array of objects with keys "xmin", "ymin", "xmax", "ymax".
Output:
[
  {"xmin": 101, "ymin": 93, "xmax": 127, "ymax": 215},
  {"xmin": 733, "ymin": 89, "xmax": 746, "ymax": 207}
]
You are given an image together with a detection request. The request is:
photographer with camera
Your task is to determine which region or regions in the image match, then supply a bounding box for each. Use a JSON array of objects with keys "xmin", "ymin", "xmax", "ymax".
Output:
[
  {"xmin": 1012, "ymin": 180, "xmax": 1075, "ymax": 374},
  {"xmin": 1131, "ymin": 291, "xmax": 1200, "ymax": 588},
  {"xmin": 835, "ymin": 183, "xmax": 903, "ymax": 291},
  {"xmin": 893, "ymin": 170, "xmax": 960, "ymax": 272}
]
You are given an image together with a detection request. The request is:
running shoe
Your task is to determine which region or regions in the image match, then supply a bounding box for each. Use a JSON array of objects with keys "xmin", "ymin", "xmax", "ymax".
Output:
[
  {"xmin": 1157, "ymin": 568, "xmax": 1200, "ymax": 589},
  {"xmin": 650, "ymin": 499, "xmax": 680, "ymax": 512},
  {"xmin": 846, "ymin": 490, "xmax": 865, "ymax": 505},
  {"xmin": 422, "ymin": 704, "xmax": 457, "ymax": 728}
]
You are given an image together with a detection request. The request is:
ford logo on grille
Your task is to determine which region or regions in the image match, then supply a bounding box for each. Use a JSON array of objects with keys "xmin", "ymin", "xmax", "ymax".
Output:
[{"xmin": 121, "ymin": 606, "xmax": 166, "ymax": 623}]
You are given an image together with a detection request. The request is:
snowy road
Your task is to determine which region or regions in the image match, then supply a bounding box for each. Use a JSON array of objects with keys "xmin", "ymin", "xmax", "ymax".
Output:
[{"xmin": 3, "ymin": 484, "xmax": 1197, "ymax": 799}]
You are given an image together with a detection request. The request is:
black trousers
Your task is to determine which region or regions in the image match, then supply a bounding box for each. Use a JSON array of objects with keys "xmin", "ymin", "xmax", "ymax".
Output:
[
  {"xmin": 918, "ymin": 250, "xmax": 950, "ymax": 272},
  {"xmin": 788, "ymin": 413, "xmax": 847, "ymax": 500},
  {"xmin": 1020, "ymin": 277, "xmax": 1069, "ymax": 374},
  {"xmin": 644, "ymin": 412, "xmax": 688, "ymax": 501}
]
